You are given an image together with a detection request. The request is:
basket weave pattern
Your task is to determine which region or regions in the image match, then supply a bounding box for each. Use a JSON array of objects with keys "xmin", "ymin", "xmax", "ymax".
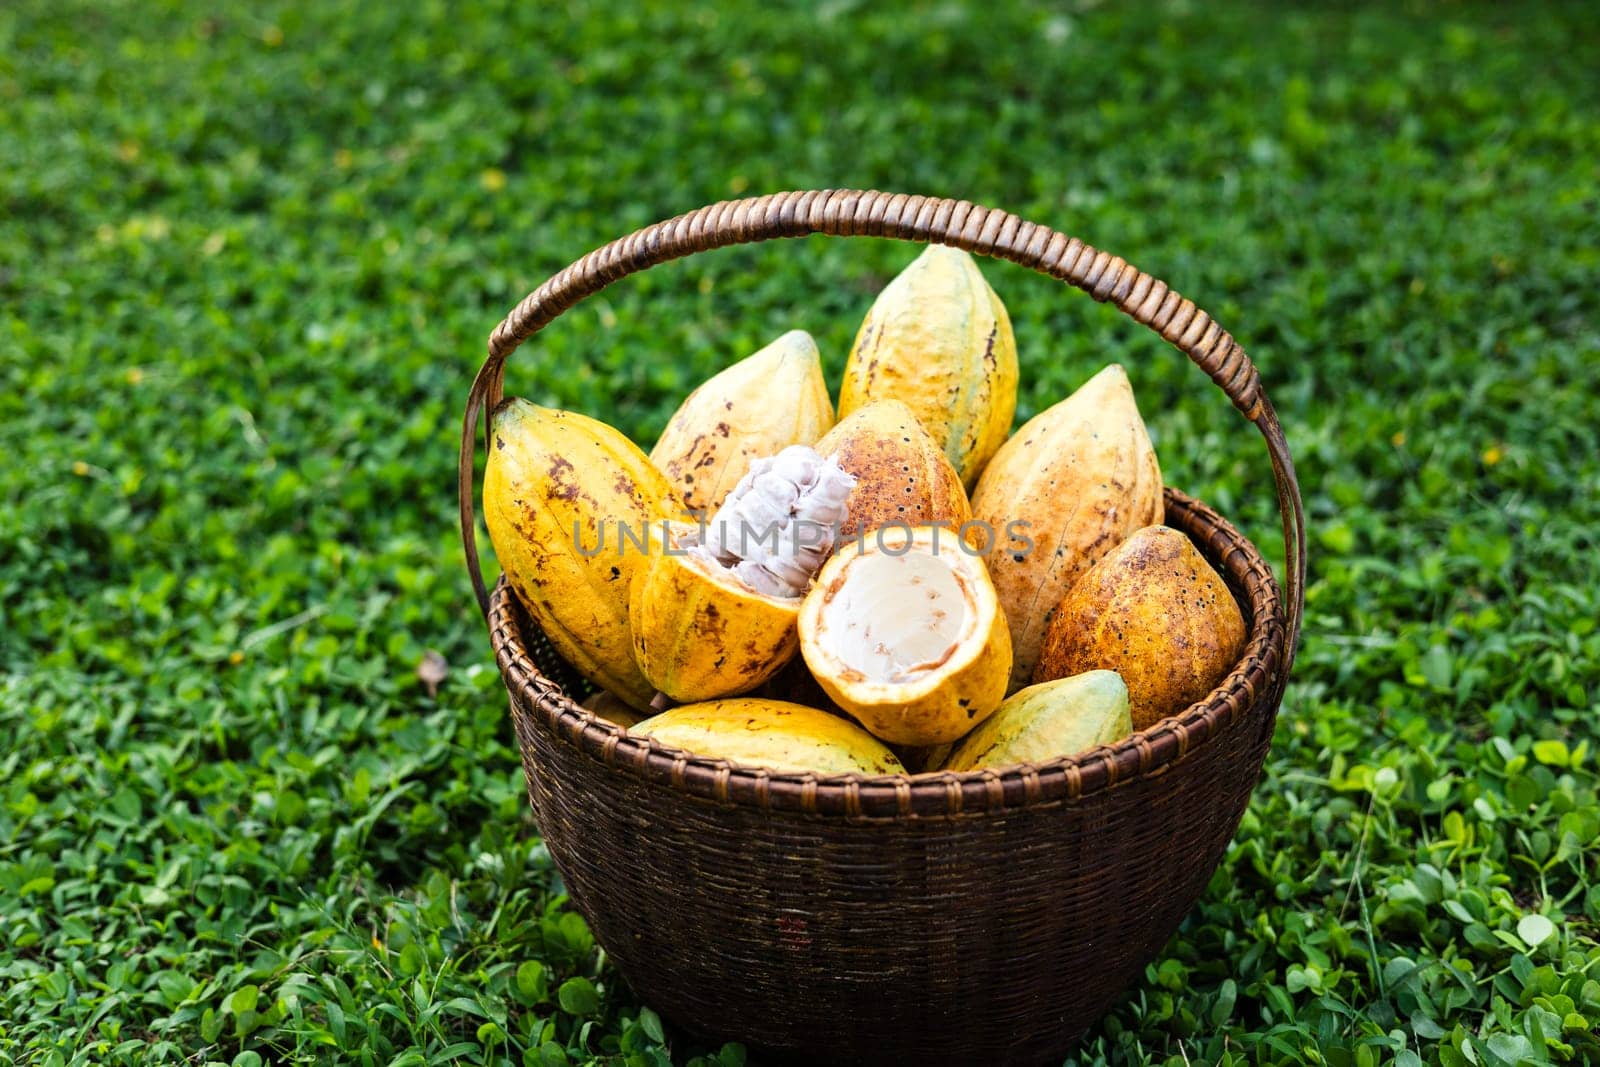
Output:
[{"xmin": 460, "ymin": 190, "xmax": 1305, "ymax": 1065}]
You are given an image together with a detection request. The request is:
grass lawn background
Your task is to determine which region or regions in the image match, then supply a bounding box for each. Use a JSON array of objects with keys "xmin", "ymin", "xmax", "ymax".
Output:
[{"xmin": 3, "ymin": 2, "xmax": 1598, "ymax": 1064}]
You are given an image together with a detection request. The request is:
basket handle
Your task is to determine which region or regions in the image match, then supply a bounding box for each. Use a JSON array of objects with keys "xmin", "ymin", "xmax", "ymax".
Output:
[{"xmin": 460, "ymin": 190, "xmax": 1305, "ymax": 669}]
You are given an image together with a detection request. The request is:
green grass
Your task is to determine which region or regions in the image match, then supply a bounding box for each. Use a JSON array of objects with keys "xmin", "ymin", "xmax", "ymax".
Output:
[{"xmin": 2, "ymin": 1, "xmax": 1598, "ymax": 1064}]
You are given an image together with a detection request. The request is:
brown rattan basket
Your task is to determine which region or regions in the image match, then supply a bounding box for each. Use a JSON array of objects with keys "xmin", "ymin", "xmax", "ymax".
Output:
[{"xmin": 458, "ymin": 190, "xmax": 1306, "ymax": 1066}]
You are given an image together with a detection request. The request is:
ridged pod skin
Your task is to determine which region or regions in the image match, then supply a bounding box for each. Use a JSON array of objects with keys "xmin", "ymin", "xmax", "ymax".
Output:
[
  {"xmin": 629, "ymin": 522, "xmax": 801, "ymax": 703},
  {"xmin": 798, "ymin": 525, "xmax": 1012, "ymax": 746},
  {"xmin": 581, "ymin": 690, "xmax": 650, "ymax": 731},
  {"xmin": 938, "ymin": 670, "xmax": 1132, "ymax": 772},
  {"xmin": 971, "ymin": 364, "xmax": 1164, "ymax": 691},
  {"xmin": 650, "ymin": 330, "xmax": 835, "ymax": 515},
  {"xmin": 632, "ymin": 698, "xmax": 906, "ymax": 776},
  {"xmin": 840, "ymin": 246, "xmax": 1018, "ymax": 488},
  {"xmin": 1034, "ymin": 525, "xmax": 1245, "ymax": 729},
  {"xmin": 815, "ymin": 399, "xmax": 972, "ymax": 541},
  {"xmin": 483, "ymin": 398, "xmax": 684, "ymax": 712}
]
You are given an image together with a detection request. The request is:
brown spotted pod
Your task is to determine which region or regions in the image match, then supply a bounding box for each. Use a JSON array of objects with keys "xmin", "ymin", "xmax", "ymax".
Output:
[
  {"xmin": 629, "ymin": 522, "xmax": 804, "ymax": 704},
  {"xmin": 816, "ymin": 399, "xmax": 971, "ymax": 542},
  {"xmin": 971, "ymin": 364, "xmax": 1164, "ymax": 691},
  {"xmin": 1033, "ymin": 525, "xmax": 1246, "ymax": 729},
  {"xmin": 632, "ymin": 698, "xmax": 905, "ymax": 776},
  {"xmin": 650, "ymin": 330, "xmax": 834, "ymax": 515},
  {"xmin": 483, "ymin": 399, "xmax": 685, "ymax": 712}
]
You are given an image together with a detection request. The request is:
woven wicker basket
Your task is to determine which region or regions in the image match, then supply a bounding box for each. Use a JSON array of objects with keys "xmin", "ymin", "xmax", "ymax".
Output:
[{"xmin": 458, "ymin": 190, "xmax": 1306, "ymax": 1066}]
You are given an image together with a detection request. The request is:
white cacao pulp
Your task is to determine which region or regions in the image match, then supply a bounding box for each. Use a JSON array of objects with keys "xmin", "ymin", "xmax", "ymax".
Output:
[
  {"xmin": 817, "ymin": 548, "xmax": 971, "ymax": 683},
  {"xmin": 697, "ymin": 444, "xmax": 856, "ymax": 598}
]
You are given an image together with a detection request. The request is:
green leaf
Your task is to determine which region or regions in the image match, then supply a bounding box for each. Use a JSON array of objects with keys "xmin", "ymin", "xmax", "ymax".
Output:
[
  {"xmin": 326, "ymin": 1000, "xmax": 347, "ymax": 1043},
  {"xmin": 397, "ymin": 942, "xmax": 426, "ymax": 977},
  {"xmin": 226, "ymin": 985, "xmax": 259, "ymax": 1016},
  {"xmin": 1511, "ymin": 953, "xmax": 1536, "ymax": 987},
  {"xmin": 1531, "ymin": 740, "xmax": 1569, "ymax": 767},
  {"xmin": 156, "ymin": 972, "xmax": 196, "ymax": 1006},
  {"xmin": 1484, "ymin": 1034, "xmax": 1535, "ymax": 1064},
  {"xmin": 1517, "ymin": 914, "xmax": 1556, "ymax": 948},
  {"xmin": 558, "ymin": 977, "xmax": 600, "ymax": 1017},
  {"xmin": 1321, "ymin": 522, "xmax": 1356, "ymax": 554},
  {"xmin": 1286, "ymin": 965, "xmax": 1322, "ymax": 995},
  {"xmin": 517, "ymin": 960, "xmax": 548, "ymax": 1001},
  {"xmin": 1420, "ymin": 644, "xmax": 1453, "ymax": 690}
]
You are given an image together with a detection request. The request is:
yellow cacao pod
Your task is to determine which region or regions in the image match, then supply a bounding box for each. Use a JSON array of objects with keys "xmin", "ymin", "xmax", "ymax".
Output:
[
  {"xmin": 1034, "ymin": 526, "xmax": 1245, "ymax": 730},
  {"xmin": 633, "ymin": 698, "xmax": 906, "ymax": 775},
  {"xmin": 939, "ymin": 670, "xmax": 1132, "ymax": 772},
  {"xmin": 629, "ymin": 522, "xmax": 801, "ymax": 704},
  {"xmin": 840, "ymin": 246, "xmax": 1018, "ymax": 488},
  {"xmin": 650, "ymin": 330, "xmax": 834, "ymax": 515},
  {"xmin": 798, "ymin": 525, "xmax": 1012, "ymax": 746},
  {"xmin": 483, "ymin": 398, "xmax": 683, "ymax": 712},
  {"xmin": 971, "ymin": 364, "xmax": 1163, "ymax": 691}
]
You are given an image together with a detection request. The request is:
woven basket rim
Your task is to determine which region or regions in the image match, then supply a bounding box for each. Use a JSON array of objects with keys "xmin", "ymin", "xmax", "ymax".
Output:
[{"xmin": 490, "ymin": 486, "xmax": 1285, "ymax": 819}]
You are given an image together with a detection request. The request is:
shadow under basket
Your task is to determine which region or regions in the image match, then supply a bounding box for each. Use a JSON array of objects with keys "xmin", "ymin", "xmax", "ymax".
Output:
[{"xmin": 460, "ymin": 190, "xmax": 1306, "ymax": 1066}]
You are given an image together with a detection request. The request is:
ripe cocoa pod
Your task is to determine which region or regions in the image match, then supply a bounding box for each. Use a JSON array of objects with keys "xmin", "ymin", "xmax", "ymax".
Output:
[
  {"xmin": 971, "ymin": 364, "xmax": 1163, "ymax": 690},
  {"xmin": 840, "ymin": 246, "xmax": 1018, "ymax": 488},
  {"xmin": 816, "ymin": 399, "xmax": 971, "ymax": 542},
  {"xmin": 650, "ymin": 330, "xmax": 834, "ymax": 515},
  {"xmin": 629, "ymin": 522, "xmax": 802, "ymax": 704},
  {"xmin": 1034, "ymin": 525, "xmax": 1245, "ymax": 729},
  {"xmin": 799, "ymin": 525, "xmax": 1012, "ymax": 746},
  {"xmin": 633, "ymin": 698, "xmax": 906, "ymax": 776},
  {"xmin": 939, "ymin": 670, "xmax": 1132, "ymax": 772},
  {"xmin": 484, "ymin": 398, "xmax": 684, "ymax": 711}
]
